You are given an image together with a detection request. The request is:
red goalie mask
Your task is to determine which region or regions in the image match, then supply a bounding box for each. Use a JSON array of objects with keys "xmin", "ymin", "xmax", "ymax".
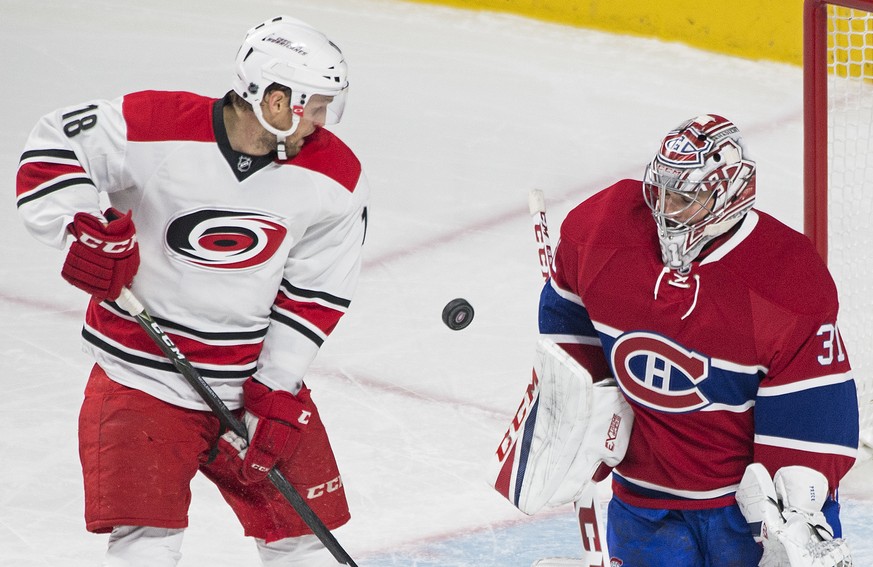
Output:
[{"xmin": 643, "ymin": 114, "xmax": 757, "ymax": 272}]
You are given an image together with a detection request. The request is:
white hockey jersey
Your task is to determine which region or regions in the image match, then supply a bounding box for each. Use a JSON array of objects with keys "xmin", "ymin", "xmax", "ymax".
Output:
[{"xmin": 16, "ymin": 91, "xmax": 369, "ymax": 410}]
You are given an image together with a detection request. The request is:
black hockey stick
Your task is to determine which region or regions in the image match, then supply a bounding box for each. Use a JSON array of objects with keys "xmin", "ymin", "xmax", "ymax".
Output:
[{"xmin": 115, "ymin": 288, "xmax": 358, "ymax": 567}]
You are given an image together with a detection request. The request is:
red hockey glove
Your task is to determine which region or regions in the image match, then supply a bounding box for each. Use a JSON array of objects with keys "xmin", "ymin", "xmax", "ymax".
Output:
[
  {"xmin": 62, "ymin": 208, "xmax": 139, "ymax": 301},
  {"xmin": 222, "ymin": 378, "xmax": 312, "ymax": 485}
]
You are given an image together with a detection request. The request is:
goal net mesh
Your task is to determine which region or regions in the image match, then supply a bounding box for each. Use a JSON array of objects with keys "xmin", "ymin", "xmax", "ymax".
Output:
[{"xmin": 824, "ymin": 3, "xmax": 873, "ymax": 449}]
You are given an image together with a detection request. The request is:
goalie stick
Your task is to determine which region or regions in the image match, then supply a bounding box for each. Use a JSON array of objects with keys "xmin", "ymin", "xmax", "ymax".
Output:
[
  {"xmin": 115, "ymin": 288, "xmax": 359, "ymax": 567},
  {"xmin": 530, "ymin": 189, "xmax": 554, "ymax": 281},
  {"xmin": 529, "ymin": 189, "xmax": 610, "ymax": 567}
]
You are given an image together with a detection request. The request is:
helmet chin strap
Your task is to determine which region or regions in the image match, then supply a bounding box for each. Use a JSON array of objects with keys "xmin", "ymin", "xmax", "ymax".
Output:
[{"xmin": 251, "ymin": 102, "xmax": 301, "ymax": 160}]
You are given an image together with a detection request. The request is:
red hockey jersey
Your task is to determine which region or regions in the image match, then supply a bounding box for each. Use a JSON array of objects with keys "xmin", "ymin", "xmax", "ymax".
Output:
[{"xmin": 539, "ymin": 179, "xmax": 858, "ymax": 509}]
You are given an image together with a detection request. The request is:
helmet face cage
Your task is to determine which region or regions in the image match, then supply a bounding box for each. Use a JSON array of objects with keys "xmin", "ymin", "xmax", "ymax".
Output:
[
  {"xmin": 642, "ymin": 115, "xmax": 757, "ymax": 271},
  {"xmin": 232, "ymin": 16, "xmax": 349, "ymax": 142}
]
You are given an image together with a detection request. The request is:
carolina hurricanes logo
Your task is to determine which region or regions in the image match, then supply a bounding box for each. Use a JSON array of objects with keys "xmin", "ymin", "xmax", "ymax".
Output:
[
  {"xmin": 165, "ymin": 209, "xmax": 287, "ymax": 270},
  {"xmin": 611, "ymin": 332, "xmax": 710, "ymax": 413}
]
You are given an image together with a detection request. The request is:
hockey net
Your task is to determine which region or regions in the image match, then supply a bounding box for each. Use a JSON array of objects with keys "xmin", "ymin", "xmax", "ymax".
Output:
[{"xmin": 804, "ymin": 0, "xmax": 873, "ymax": 451}]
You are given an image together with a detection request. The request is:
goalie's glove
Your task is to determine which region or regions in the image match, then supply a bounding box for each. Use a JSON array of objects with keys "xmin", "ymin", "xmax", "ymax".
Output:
[
  {"xmin": 736, "ymin": 463, "xmax": 852, "ymax": 567},
  {"xmin": 220, "ymin": 378, "xmax": 312, "ymax": 484},
  {"xmin": 62, "ymin": 208, "xmax": 139, "ymax": 301}
]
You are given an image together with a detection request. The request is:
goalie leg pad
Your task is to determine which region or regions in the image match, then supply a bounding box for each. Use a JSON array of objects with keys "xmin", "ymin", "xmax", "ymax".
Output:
[{"xmin": 488, "ymin": 338, "xmax": 633, "ymax": 515}]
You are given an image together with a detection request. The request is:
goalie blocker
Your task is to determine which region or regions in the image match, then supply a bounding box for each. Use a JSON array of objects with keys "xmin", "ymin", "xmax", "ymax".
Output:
[{"xmin": 488, "ymin": 338, "xmax": 633, "ymax": 515}]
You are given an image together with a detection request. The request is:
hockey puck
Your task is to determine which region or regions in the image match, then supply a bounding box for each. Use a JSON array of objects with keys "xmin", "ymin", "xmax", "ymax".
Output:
[{"xmin": 442, "ymin": 298, "xmax": 474, "ymax": 331}]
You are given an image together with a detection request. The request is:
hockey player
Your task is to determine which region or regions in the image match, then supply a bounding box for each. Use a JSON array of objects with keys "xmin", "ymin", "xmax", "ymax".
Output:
[
  {"xmin": 537, "ymin": 114, "xmax": 859, "ymax": 566},
  {"xmin": 16, "ymin": 16, "xmax": 368, "ymax": 567}
]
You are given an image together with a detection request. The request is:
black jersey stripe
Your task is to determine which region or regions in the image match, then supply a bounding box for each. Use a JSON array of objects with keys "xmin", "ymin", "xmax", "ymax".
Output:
[
  {"xmin": 279, "ymin": 280, "xmax": 351, "ymax": 308},
  {"xmin": 19, "ymin": 148, "xmax": 79, "ymax": 163},
  {"xmin": 103, "ymin": 301, "xmax": 269, "ymax": 341},
  {"xmin": 16, "ymin": 176, "xmax": 96, "ymax": 208},
  {"xmin": 269, "ymin": 309, "xmax": 325, "ymax": 347},
  {"xmin": 82, "ymin": 328, "xmax": 255, "ymax": 379}
]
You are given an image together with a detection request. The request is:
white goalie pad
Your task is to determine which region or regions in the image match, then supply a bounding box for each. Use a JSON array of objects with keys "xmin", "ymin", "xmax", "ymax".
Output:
[{"xmin": 488, "ymin": 338, "xmax": 634, "ymax": 515}]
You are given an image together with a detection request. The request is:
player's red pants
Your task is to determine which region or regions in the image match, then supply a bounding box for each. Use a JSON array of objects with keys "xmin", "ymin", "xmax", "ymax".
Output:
[{"xmin": 78, "ymin": 364, "xmax": 350, "ymax": 542}]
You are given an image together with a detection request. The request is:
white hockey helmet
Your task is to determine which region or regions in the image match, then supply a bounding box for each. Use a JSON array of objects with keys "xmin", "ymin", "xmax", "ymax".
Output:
[
  {"xmin": 643, "ymin": 114, "xmax": 757, "ymax": 272},
  {"xmin": 232, "ymin": 16, "xmax": 349, "ymax": 156}
]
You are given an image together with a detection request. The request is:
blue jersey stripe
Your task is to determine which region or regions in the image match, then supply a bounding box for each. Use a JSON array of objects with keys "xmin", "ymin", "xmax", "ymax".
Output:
[
  {"xmin": 514, "ymin": 396, "xmax": 540, "ymax": 506},
  {"xmin": 538, "ymin": 282, "xmax": 598, "ymax": 338},
  {"xmin": 755, "ymin": 381, "xmax": 859, "ymax": 448}
]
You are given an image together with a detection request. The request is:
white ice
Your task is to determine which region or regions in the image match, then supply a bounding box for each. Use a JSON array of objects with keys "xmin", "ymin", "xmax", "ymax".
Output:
[{"xmin": 1, "ymin": 0, "xmax": 871, "ymax": 565}]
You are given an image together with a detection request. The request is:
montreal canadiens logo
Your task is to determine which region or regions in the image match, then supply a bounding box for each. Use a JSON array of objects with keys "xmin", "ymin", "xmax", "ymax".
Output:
[
  {"xmin": 658, "ymin": 129, "xmax": 713, "ymax": 169},
  {"xmin": 611, "ymin": 332, "xmax": 710, "ymax": 413},
  {"xmin": 165, "ymin": 209, "xmax": 287, "ymax": 270}
]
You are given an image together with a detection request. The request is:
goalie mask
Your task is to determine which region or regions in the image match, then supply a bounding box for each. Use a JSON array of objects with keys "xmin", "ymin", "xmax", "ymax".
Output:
[
  {"xmin": 643, "ymin": 114, "xmax": 756, "ymax": 272},
  {"xmin": 232, "ymin": 16, "xmax": 349, "ymax": 158}
]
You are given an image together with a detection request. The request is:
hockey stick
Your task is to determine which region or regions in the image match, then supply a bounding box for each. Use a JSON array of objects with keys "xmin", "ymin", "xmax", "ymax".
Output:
[
  {"xmin": 530, "ymin": 189, "xmax": 554, "ymax": 280},
  {"xmin": 115, "ymin": 288, "xmax": 358, "ymax": 567},
  {"xmin": 528, "ymin": 189, "xmax": 610, "ymax": 567}
]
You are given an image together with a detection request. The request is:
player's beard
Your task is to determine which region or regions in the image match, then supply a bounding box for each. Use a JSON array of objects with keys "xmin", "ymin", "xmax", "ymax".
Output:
[{"xmin": 254, "ymin": 129, "xmax": 302, "ymax": 159}]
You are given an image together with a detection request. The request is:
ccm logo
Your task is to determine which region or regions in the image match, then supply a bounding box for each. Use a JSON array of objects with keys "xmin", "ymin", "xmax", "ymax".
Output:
[
  {"xmin": 148, "ymin": 323, "xmax": 187, "ymax": 360},
  {"xmin": 496, "ymin": 369, "xmax": 539, "ymax": 461},
  {"xmin": 306, "ymin": 475, "xmax": 343, "ymax": 499},
  {"xmin": 79, "ymin": 233, "xmax": 137, "ymax": 254}
]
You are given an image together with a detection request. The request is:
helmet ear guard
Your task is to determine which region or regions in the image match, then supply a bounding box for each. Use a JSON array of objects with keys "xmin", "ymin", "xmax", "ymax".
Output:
[
  {"xmin": 231, "ymin": 16, "xmax": 349, "ymax": 158},
  {"xmin": 643, "ymin": 114, "xmax": 757, "ymax": 272}
]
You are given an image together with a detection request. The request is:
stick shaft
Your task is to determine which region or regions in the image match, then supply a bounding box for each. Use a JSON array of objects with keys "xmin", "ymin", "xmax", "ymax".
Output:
[
  {"xmin": 116, "ymin": 289, "xmax": 358, "ymax": 566},
  {"xmin": 529, "ymin": 189, "xmax": 554, "ymax": 280},
  {"xmin": 527, "ymin": 191, "xmax": 610, "ymax": 567}
]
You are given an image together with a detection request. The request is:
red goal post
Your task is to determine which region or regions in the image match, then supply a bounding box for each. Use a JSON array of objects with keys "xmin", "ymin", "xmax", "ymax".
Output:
[{"xmin": 804, "ymin": 0, "xmax": 873, "ymax": 450}]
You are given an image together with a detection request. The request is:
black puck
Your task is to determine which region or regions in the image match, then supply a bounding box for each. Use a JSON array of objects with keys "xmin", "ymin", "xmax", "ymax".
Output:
[{"xmin": 442, "ymin": 298, "xmax": 474, "ymax": 330}]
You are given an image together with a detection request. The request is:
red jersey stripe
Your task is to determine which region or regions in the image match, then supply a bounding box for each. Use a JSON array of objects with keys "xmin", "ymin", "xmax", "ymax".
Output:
[
  {"xmin": 16, "ymin": 162, "xmax": 87, "ymax": 197},
  {"xmin": 123, "ymin": 91, "xmax": 216, "ymax": 143},
  {"xmin": 86, "ymin": 302, "xmax": 262, "ymax": 367},
  {"xmin": 275, "ymin": 292, "xmax": 344, "ymax": 335},
  {"xmin": 286, "ymin": 127, "xmax": 361, "ymax": 193}
]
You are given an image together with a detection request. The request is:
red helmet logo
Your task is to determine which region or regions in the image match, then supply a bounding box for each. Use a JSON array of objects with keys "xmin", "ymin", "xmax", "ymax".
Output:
[{"xmin": 658, "ymin": 130, "xmax": 713, "ymax": 169}]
